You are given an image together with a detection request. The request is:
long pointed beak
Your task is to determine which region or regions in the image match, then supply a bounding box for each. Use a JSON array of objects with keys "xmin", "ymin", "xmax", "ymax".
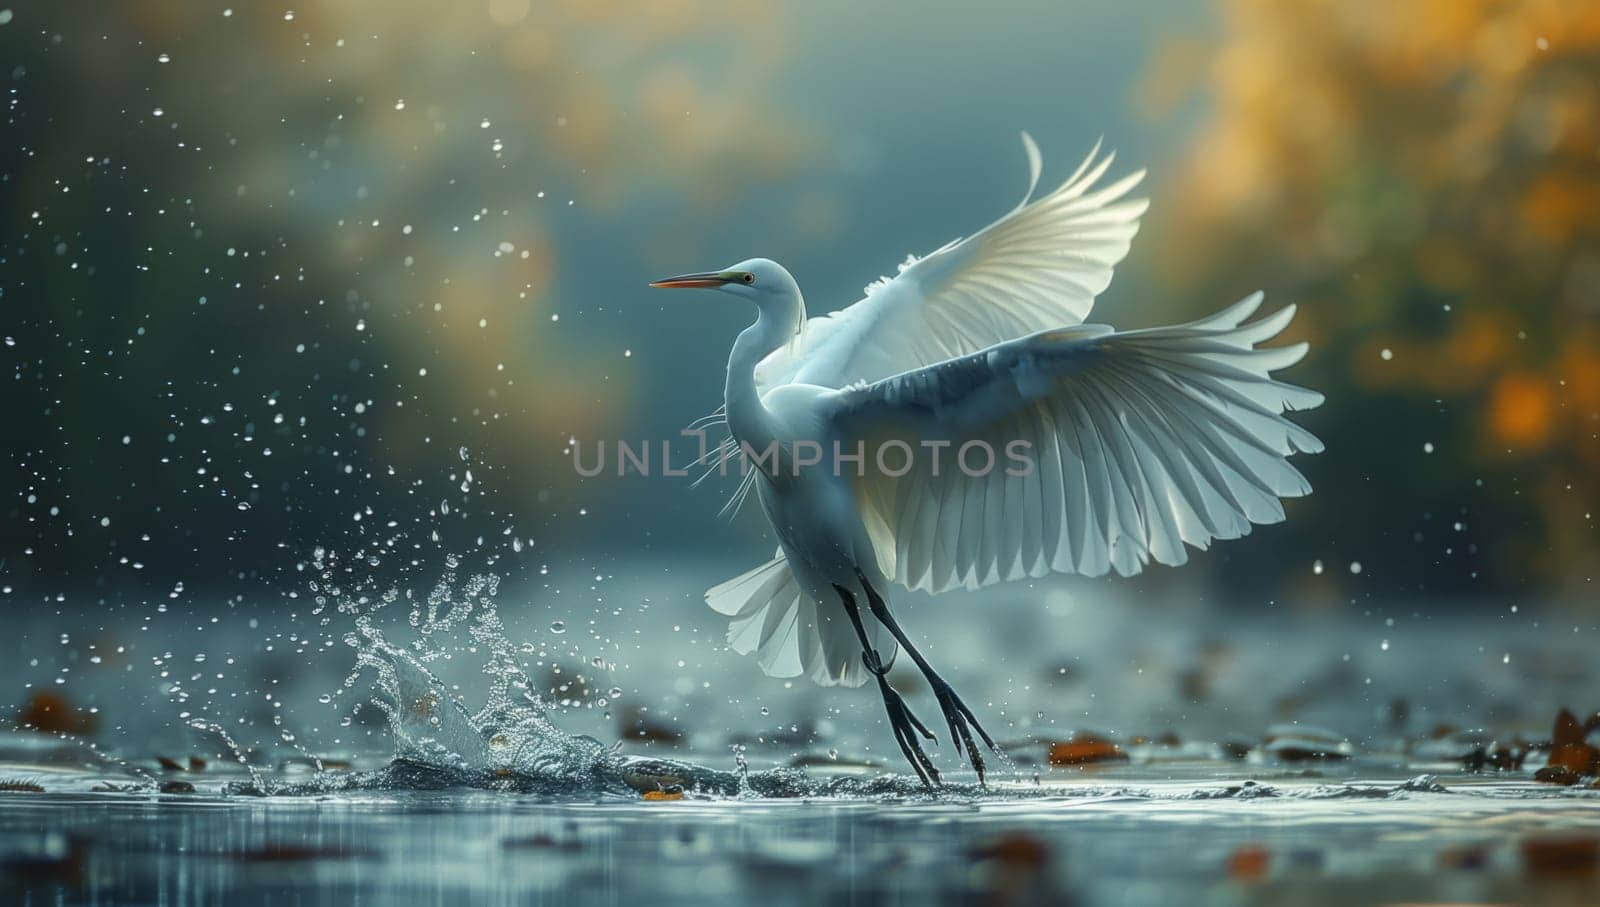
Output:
[{"xmin": 649, "ymin": 272, "xmax": 730, "ymax": 289}]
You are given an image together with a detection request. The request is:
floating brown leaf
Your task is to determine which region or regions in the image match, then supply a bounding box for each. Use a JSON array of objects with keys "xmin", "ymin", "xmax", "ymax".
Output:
[
  {"xmin": 1547, "ymin": 744, "xmax": 1596, "ymax": 774},
  {"xmin": 1533, "ymin": 766, "xmax": 1582, "ymax": 786},
  {"xmin": 1546, "ymin": 708, "xmax": 1599, "ymax": 775},
  {"xmin": 642, "ymin": 789, "xmax": 684, "ymax": 801},
  {"xmin": 1048, "ymin": 734, "xmax": 1128, "ymax": 766}
]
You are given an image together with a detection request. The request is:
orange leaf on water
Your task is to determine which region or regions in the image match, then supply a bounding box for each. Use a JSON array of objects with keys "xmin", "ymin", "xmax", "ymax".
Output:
[{"xmin": 1048, "ymin": 734, "xmax": 1128, "ymax": 766}]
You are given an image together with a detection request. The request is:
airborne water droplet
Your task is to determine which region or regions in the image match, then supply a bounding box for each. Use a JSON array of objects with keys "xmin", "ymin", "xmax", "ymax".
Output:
[{"xmin": 549, "ymin": 620, "xmax": 566, "ymax": 635}]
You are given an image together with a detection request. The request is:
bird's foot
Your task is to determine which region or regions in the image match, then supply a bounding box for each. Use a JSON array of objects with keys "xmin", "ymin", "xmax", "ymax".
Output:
[
  {"xmin": 931, "ymin": 678, "xmax": 999, "ymax": 786},
  {"xmin": 864, "ymin": 652, "xmax": 940, "ymax": 788},
  {"xmin": 861, "ymin": 647, "xmax": 891, "ymax": 677}
]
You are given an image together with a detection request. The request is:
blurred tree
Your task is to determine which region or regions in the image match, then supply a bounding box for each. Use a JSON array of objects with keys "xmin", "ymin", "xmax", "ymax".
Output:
[
  {"xmin": 1144, "ymin": 0, "xmax": 1600, "ymax": 596},
  {"xmin": 1, "ymin": 0, "xmax": 809, "ymax": 594}
]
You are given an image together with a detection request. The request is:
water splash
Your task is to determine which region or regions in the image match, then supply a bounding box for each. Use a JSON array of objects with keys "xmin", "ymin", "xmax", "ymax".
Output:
[
  {"xmin": 197, "ymin": 546, "xmax": 985, "ymax": 800},
  {"xmin": 178, "ymin": 457, "xmax": 996, "ymax": 800}
]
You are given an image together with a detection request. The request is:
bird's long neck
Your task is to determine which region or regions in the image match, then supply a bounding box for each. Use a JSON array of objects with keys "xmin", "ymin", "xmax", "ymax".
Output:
[{"xmin": 725, "ymin": 295, "xmax": 800, "ymax": 456}]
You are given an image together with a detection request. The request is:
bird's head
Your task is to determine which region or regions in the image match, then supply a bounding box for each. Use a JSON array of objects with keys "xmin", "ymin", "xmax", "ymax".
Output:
[
  {"xmin": 650, "ymin": 258, "xmax": 800, "ymax": 313},
  {"xmin": 651, "ymin": 258, "xmax": 805, "ymax": 354}
]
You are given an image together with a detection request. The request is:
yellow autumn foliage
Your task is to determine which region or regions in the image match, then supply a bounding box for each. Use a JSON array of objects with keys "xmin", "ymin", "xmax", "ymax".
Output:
[{"xmin": 1148, "ymin": 0, "xmax": 1600, "ymax": 587}]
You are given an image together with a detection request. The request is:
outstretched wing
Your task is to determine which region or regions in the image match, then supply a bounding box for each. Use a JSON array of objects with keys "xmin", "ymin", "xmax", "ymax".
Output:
[
  {"xmin": 756, "ymin": 135, "xmax": 1148, "ymax": 393},
  {"xmin": 829, "ymin": 293, "xmax": 1323, "ymax": 593}
]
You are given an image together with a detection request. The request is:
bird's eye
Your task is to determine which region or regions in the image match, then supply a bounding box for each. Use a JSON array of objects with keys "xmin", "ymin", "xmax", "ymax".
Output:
[{"xmin": 742, "ymin": 272, "xmax": 755, "ymax": 284}]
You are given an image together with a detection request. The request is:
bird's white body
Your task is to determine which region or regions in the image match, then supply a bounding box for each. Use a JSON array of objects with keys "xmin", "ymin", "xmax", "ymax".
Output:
[
  {"xmin": 753, "ymin": 431, "xmax": 884, "ymax": 618},
  {"xmin": 654, "ymin": 134, "xmax": 1323, "ymax": 780},
  {"xmin": 712, "ymin": 289, "xmax": 901, "ymax": 682}
]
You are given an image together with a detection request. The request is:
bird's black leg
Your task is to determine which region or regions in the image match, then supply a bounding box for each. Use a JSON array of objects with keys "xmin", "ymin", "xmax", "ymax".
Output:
[
  {"xmin": 856, "ymin": 570, "xmax": 999, "ymax": 785},
  {"xmin": 833, "ymin": 584, "xmax": 940, "ymax": 788}
]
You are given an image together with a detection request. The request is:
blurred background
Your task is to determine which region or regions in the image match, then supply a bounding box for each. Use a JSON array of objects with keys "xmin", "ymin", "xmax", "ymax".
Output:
[{"xmin": 2, "ymin": 1, "xmax": 1598, "ymax": 760}]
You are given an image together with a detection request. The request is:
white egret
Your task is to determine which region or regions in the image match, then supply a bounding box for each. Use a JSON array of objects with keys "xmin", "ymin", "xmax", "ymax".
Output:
[{"xmin": 651, "ymin": 135, "xmax": 1322, "ymax": 785}]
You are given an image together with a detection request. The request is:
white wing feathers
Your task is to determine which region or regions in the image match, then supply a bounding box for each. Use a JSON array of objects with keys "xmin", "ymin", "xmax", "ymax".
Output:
[
  {"xmin": 833, "ymin": 293, "xmax": 1324, "ymax": 593},
  {"xmin": 755, "ymin": 135, "xmax": 1148, "ymax": 393}
]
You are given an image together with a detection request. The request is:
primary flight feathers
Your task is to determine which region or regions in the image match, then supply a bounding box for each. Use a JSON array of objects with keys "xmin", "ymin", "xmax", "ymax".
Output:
[
  {"xmin": 755, "ymin": 135, "xmax": 1149, "ymax": 393},
  {"xmin": 836, "ymin": 292, "xmax": 1323, "ymax": 593}
]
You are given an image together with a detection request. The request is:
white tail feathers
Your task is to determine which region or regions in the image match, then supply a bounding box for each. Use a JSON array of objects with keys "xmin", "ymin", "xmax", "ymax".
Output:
[{"xmin": 706, "ymin": 556, "xmax": 893, "ymax": 688}]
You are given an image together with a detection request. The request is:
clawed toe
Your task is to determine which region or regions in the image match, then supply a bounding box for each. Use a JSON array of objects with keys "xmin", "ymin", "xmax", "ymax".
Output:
[
  {"xmin": 865, "ymin": 660, "xmax": 940, "ymax": 788},
  {"xmin": 933, "ymin": 683, "xmax": 999, "ymax": 785}
]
